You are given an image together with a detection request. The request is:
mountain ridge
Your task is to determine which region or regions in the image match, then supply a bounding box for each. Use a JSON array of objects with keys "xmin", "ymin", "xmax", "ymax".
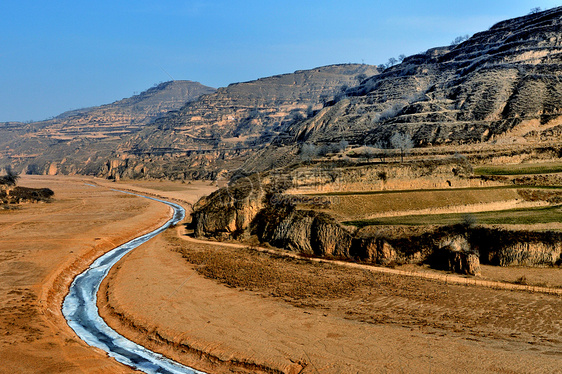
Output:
[
  {"xmin": 238, "ymin": 6, "xmax": 562, "ymax": 173},
  {"xmin": 0, "ymin": 80, "xmax": 216, "ymax": 175},
  {"xmin": 4, "ymin": 7, "xmax": 562, "ymax": 179}
]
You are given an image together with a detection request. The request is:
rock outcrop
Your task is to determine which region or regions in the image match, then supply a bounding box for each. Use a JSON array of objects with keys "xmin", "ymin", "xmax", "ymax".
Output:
[
  {"xmin": 261, "ymin": 209, "xmax": 353, "ymax": 257},
  {"xmin": 192, "ymin": 174, "xmax": 268, "ymax": 238},
  {"xmin": 435, "ymin": 236, "xmax": 481, "ymax": 275},
  {"xmin": 193, "ymin": 180, "xmax": 562, "ymax": 273},
  {"xmin": 472, "ymin": 227, "xmax": 562, "ymax": 266}
]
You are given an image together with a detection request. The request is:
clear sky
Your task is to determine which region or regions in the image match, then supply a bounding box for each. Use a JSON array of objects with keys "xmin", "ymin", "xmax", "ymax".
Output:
[{"xmin": 1, "ymin": 0, "xmax": 560, "ymax": 122}]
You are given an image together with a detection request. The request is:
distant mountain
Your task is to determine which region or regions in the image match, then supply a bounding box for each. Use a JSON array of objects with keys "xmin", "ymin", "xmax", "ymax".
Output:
[
  {"xmin": 6, "ymin": 7, "xmax": 562, "ymax": 181},
  {"xmin": 242, "ymin": 6, "xmax": 562, "ymax": 172},
  {"xmin": 0, "ymin": 80, "xmax": 215, "ymax": 175},
  {"xmin": 130, "ymin": 64, "xmax": 378, "ymax": 149},
  {"xmin": 106, "ymin": 64, "xmax": 379, "ymax": 179}
]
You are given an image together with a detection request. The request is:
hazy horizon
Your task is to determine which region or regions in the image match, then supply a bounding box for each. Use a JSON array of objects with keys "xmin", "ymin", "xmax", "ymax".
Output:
[{"xmin": 1, "ymin": 0, "xmax": 559, "ymax": 122}]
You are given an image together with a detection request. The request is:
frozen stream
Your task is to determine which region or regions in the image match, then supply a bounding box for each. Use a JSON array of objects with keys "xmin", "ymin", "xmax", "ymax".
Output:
[{"xmin": 62, "ymin": 190, "xmax": 206, "ymax": 374}]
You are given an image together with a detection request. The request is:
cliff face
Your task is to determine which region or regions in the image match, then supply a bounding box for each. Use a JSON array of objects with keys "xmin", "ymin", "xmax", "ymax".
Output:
[
  {"xmin": 193, "ymin": 184, "xmax": 562, "ymax": 272},
  {"xmin": 256, "ymin": 207, "xmax": 354, "ymax": 257},
  {"xmin": 0, "ymin": 81, "xmax": 216, "ymax": 176},
  {"xmin": 192, "ymin": 174, "xmax": 268, "ymax": 238},
  {"xmin": 191, "ymin": 172, "xmax": 562, "ymax": 273}
]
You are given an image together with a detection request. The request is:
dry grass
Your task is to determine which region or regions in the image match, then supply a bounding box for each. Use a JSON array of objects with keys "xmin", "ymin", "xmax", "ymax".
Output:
[
  {"xmin": 474, "ymin": 162, "xmax": 562, "ymax": 176},
  {"xmin": 345, "ymin": 204, "xmax": 562, "ymax": 227},
  {"xmin": 478, "ymin": 264, "xmax": 562, "ymax": 288},
  {"xmin": 168, "ymin": 231, "xmax": 562, "ymax": 347},
  {"xmin": 314, "ymin": 187, "xmax": 523, "ymax": 219},
  {"xmin": 168, "ymin": 233, "xmax": 367, "ymax": 301}
]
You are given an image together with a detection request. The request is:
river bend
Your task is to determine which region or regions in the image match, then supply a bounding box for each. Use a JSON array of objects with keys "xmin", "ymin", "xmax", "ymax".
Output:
[{"xmin": 62, "ymin": 191, "xmax": 206, "ymax": 374}]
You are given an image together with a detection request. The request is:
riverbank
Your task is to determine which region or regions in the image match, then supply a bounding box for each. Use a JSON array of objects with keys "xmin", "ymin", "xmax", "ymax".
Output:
[
  {"xmin": 0, "ymin": 175, "xmax": 172, "ymax": 373},
  {"xmin": 97, "ymin": 181, "xmax": 562, "ymax": 373}
]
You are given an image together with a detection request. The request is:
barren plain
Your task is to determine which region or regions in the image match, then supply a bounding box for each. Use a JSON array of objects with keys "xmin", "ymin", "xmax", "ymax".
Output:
[
  {"xmin": 0, "ymin": 175, "xmax": 173, "ymax": 373},
  {"xmin": 2, "ymin": 175, "xmax": 562, "ymax": 374}
]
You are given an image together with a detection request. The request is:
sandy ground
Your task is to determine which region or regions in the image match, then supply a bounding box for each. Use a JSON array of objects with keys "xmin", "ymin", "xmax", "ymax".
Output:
[
  {"xmin": 0, "ymin": 175, "xmax": 173, "ymax": 373},
  {"xmin": 96, "ymin": 182, "xmax": 562, "ymax": 374},
  {"xmin": 100, "ymin": 230, "xmax": 562, "ymax": 374},
  {"xmin": 4, "ymin": 175, "xmax": 561, "ymax": 373}
]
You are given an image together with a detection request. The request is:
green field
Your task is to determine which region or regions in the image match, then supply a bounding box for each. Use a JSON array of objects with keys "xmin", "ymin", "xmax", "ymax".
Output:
[
  {"xmin": 301, "ymin": 186, "xmax": 562, "ymax": 221},
  {"xmin": 343, "ymin": 205, "xmax": 562, "ymax": 228},
  {"xmin": 474, "ymin": 162, "xmax": 562, "ymax": 176},
  {"xmin": 306, "ymin": 185, "xmax": 562, "ymax": 197}
]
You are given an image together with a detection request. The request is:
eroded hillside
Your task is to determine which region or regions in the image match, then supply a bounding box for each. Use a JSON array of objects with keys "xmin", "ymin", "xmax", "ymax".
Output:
[
  {"xmin": 244, "ymin": 7, "xmax": 562, "ymax": 173},
  {"xmin": 111, "ymin": 64, "xmax": 379, "ymax": 179},
  {"xmin": 0, "ymin": 80, "xmax": 215, "ymax": 175},
  {"xmin": 5, "ymin": 8, "xmax": 562, "ymax": 181}
]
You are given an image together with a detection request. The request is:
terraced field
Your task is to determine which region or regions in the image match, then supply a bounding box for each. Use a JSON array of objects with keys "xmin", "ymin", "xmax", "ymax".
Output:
[
  {"xmin": 302, "ymin": 186, "xmax": 562, "ymax": 222},
  {"xmin": 344, "ymin": 204, "xmax": 562, "ymax": 227},
  {"xmin": 474, "ymin": 162, "xmax": 562, "ymax": 176}
]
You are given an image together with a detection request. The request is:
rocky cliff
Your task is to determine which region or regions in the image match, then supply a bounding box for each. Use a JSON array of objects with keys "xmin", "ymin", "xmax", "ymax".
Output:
[{"xmin": 191, "ymin": 169, "xmax": 562, "ymax": 274}]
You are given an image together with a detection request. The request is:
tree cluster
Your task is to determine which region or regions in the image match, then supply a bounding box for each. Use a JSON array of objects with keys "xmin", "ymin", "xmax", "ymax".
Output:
[
  {"xmin": 377, "ymin": 54, "xmax": 407, "ymax": 71},
  {"xmin": 0, "ymin": 168, "xmax": 19, "ymax": 186},
  {"xmin": 451, "ymin": 35, "xmax": 470, "ymax": 46},
  {"xmin": 390, "ymin": 132, "xmax": 414, "ymax": 162}
]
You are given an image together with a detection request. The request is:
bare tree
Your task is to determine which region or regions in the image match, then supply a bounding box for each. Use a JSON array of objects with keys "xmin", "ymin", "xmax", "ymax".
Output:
[
  {"xmin": 398, "ymin": 54, "xmax": 407, "ymax": 62},
  {"xmin": 373, "ymin": 141, "xmax": 389, "ymax": 163},
  {"xmin": 300, "ymin": 143, "xmax": 318, "ymax": 162},
  {"xmin": 363, "ymin": 146, "xmax": 375, "ymax": 161},
  {"xmin": 390, "ymin": 132, "xmax": 414, "ymax": 162},
  {"xmin": 451, "ymin": 34, "xmax": 470, "ymax": 46},
  {"xmin": 529, "ymin": 7, "xmax": 542, "ymax": 14},
  {"xmin": 372, "ymin": 102, "xmax": 405, "ymax": 123},
  {"xmin": 387, "ymin": 57, "xmax": 398, "ymax": 67},
  {"xmin": 338, "ymin": 139, "xmax": 349, "ymax": 152},
  {"xmin": 0, "ymin": 167, "xmax": 19, "ymax": 186}
]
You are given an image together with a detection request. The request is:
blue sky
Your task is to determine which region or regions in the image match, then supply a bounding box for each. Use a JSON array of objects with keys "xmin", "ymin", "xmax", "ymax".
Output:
[{"xmin": 1, "ymin": 0, "xmax": 560, "ymax": 122}]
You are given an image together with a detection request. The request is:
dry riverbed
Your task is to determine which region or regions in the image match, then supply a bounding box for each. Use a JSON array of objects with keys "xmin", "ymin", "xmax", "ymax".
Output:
[
  {"xmin": 98, "ymin": 182, "xmax": 562, "ymax": 374},
  {"xmin": 0, "ymin": 175, "xmax": 178, "ymax": 373},
  {"xmin": 3, "ymin": 175, "xmax": 561, "ymax": 373}
]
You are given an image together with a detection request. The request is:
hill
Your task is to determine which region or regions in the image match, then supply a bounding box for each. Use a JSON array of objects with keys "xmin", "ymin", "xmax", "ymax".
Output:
[
  {"xmin": 5, "ymin": 8, "xmax": 562, "ymax": 180},
  {"xmin": 0, "ymin": 80, "xmax": 215, "ymax": 175},
  {"xmin": 242, "ymin": 6, "xmax": 562, "ymax": 173},
  {"xmin": 106, "ymin": 64, "xmax": 379, "ymax": 179}
]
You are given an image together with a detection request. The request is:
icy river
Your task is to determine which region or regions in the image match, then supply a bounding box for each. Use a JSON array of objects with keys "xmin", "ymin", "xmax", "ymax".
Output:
[{"xmin": 62, "ymin": 190, "xmax": 206, "ymax": 374}]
